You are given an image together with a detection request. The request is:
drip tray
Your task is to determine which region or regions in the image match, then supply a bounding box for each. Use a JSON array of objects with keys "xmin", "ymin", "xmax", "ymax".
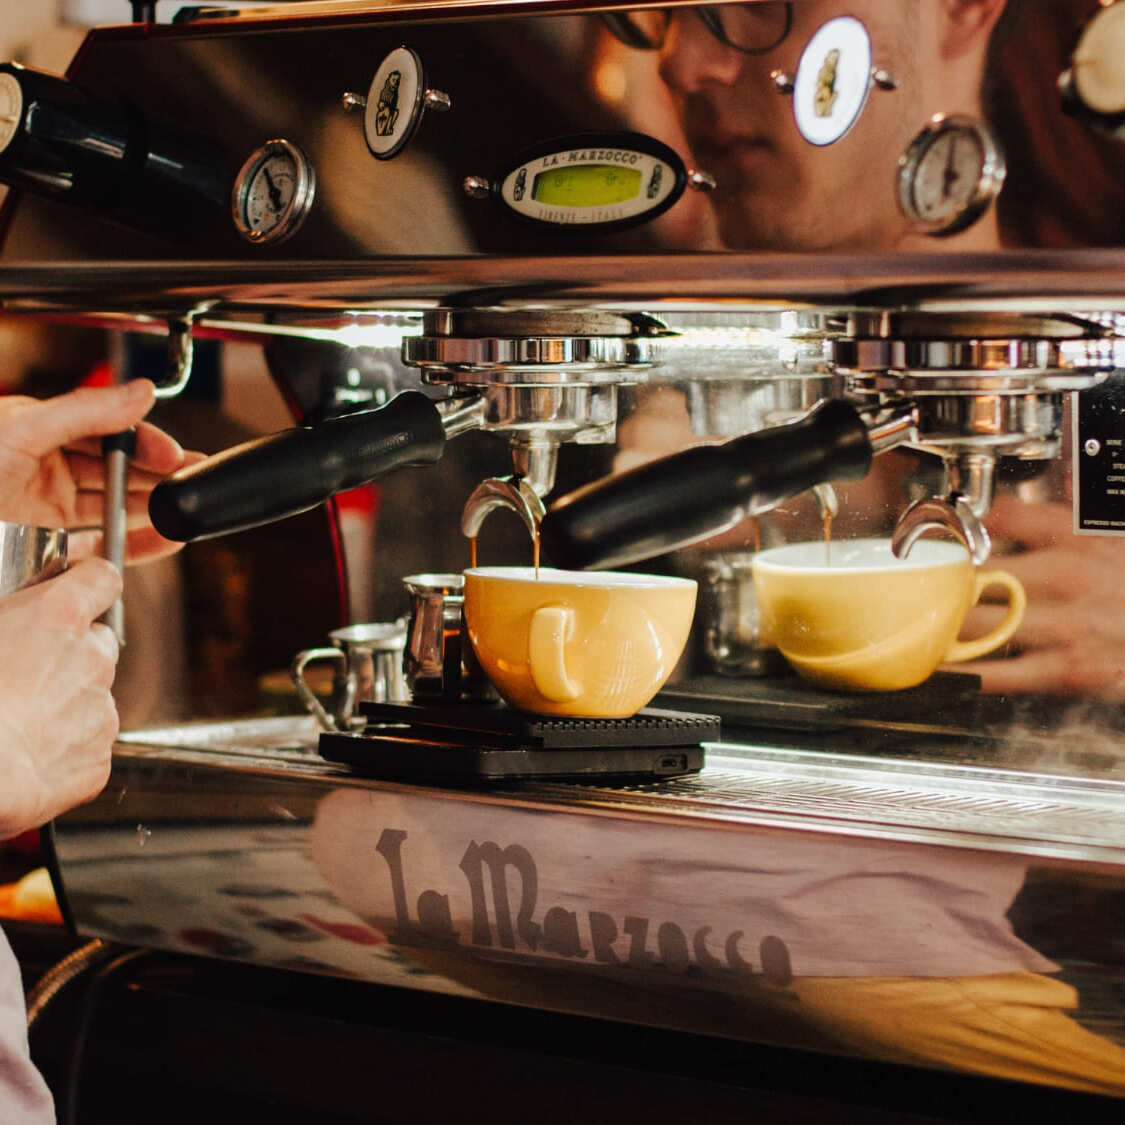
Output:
[
  {"xmin": 317, "ymin": 701, "xmax": 718, "ymax": 783},
  {"xmin": 658, "ymin": 670, "xmax": 984, "ymax": 733}
]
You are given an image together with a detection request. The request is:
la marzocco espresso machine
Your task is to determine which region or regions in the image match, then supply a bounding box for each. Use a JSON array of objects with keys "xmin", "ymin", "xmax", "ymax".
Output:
[{"xmin": 2, "ymin": 1, "xmax": 1125, "ymax": 1121}]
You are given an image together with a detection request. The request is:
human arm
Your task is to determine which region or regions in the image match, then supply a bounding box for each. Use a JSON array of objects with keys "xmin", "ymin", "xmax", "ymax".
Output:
[{"xmin": 0, "ymin": 558, "xmax": 123, "ymax": 839}]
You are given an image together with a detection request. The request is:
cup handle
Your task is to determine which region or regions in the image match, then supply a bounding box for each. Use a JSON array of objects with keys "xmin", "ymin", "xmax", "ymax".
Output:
[
  {"xmin": 290, "ymin": 646, "xmax": 347, "ymax": 731},
  {"xmin": 528, "ymin": 605, "xmax": 581, "ymax": 702},
  {"xmin": 944, "ymin": 569, "xmax": 1027, "ymax": 664}
]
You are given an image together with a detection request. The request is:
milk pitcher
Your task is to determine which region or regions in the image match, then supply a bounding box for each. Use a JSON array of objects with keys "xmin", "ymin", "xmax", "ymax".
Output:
[{"xmin": 291, "ymin": 620, "xmax": 409, "ymax": 731}]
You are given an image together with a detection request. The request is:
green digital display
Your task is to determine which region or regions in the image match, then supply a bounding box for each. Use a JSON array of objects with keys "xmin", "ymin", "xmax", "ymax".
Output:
[{"xmin": 531, "ymin": 164, "xmax": 644, "ymax": 207}]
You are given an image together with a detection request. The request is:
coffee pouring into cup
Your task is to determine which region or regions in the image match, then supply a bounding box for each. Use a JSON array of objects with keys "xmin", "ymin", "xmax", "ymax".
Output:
[{"xmin": 459, "ymin": 477, "xmax": 697, "ymax": 719}]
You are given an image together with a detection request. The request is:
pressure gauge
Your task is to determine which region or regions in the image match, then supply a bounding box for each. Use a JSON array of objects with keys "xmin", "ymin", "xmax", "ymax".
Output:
[
  {"xmin": 231, "ymin": 139, "xmax": 316, "ymax": 245},
  {"xmin": 897, "ymin": 115, "xmax": 1005, "ymax": 237}
]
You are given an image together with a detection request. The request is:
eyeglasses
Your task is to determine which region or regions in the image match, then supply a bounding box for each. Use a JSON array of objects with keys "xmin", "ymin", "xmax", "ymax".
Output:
[{"xmin": 602, "ymin": 3, "xmax": 793, "ymax": 55}]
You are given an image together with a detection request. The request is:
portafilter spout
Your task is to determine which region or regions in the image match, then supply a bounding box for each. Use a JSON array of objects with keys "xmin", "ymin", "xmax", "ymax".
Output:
[
  {"xmin": 889, "ymin": 450, "xmax": 996, "ymax": 566},
  {"xmin": 461, "ymin": 476, "xmax": 546, "ymax": 553},
  {"xmin": 892, "ymin": 494, "xmax": 991, "ymax": 565},
  {"xmin": 538, "ymin": 398, "xmax": 919, "ymax": 571}
]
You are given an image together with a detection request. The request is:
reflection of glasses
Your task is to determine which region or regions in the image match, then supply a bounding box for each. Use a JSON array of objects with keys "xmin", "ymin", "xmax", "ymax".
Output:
[{"xmin": 603, "ymin": 4, "xmax": 793, "ymax": 55}]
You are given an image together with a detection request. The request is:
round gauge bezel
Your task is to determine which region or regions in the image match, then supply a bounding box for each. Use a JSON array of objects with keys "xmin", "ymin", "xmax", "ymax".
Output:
[
  {"xmin": 489, "ymin": 131, "xmax": 689, "ymax": 234},
  {"xmin": 0, "ymin": 71, "xmax": 25, "ymax": 156},
  {"xmin": 896, "ymin": 114, "xmax": 1006, "ymax": 238},
  {"xmin": 231, "ymin": 138, "xmax": 316, "ymax": 246}
]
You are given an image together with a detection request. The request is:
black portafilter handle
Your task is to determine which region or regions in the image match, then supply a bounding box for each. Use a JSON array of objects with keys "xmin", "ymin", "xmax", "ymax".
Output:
[
  {"xmin": 539, "ymin": 399, "xmax": 875, "ymax": 571},
  {"xmin": 149, "ymin": 390, "xmax": 447, "ymax": 542}
]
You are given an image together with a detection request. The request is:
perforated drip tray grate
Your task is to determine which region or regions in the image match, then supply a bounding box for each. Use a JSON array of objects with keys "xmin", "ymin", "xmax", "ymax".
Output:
[{"xmin": 317, "ymin": 701, "xmax": 718, "ymax": 782}]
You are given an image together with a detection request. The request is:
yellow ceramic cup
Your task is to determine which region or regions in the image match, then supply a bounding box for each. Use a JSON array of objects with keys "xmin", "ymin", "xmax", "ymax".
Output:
[
  {"xmin": 751, "ymin": 538, "xmax": 1026, "ymax": 692},
  {"xmin": 463, "ymin": 566, "xmax": 698, "ymax": 718}
]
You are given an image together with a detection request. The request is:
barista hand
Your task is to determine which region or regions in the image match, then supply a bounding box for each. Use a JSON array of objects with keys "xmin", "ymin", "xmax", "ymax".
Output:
[
  {"xmin": 0, "ymin": 379, "xmax": 198, "ymax": 563},
  {"xmin": 957, "ymin": 494, "xmax": 1125, "ymax": 700},
  {"xmin": 0, "ymin": 558, "xmax": 122, "ymax": 839}
]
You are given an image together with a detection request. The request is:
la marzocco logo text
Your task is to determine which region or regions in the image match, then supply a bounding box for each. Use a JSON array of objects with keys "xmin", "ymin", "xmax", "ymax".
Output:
[{"xmin": 374, "ymin": 828, "xmax": 794, "ymax": 983}]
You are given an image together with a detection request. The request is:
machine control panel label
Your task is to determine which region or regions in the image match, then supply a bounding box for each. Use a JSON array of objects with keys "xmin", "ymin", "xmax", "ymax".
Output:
[{"xmin": 1075, "ymin": 375, "xmax": 1125, "ymax": 536}]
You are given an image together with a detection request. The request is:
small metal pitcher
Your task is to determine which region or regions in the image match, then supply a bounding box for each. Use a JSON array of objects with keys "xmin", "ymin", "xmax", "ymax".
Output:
[
  {"xmin": 698, "ymin": 552, "xmax": 787, "ymax": 678},
  {"xmin": 291, "ymin": 620, "xmax": 409, "ymax": 731},
  {"xmin": 402, "ymin": 572, "xmax": 492, "ymax": 701}
]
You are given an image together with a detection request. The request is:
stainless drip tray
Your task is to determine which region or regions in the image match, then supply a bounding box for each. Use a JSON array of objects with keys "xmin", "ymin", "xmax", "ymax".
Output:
[
  {"xmin": 117, "ymin": 715, "xmax": 323, "ymax": 763},
  {"xmin": 535, "ymin": 746, "xmax": 1125, "ymax": 862},
  {"xmin": 113, "ymin": 715, "xmax": 1125, "ymax": 863}
]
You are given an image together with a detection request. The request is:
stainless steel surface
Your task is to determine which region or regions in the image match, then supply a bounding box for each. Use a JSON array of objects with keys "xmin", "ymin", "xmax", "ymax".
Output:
[
  {"xmin": 290, "ymin": 619, "xmax": 409, "ymax": 731},
  {"xmin": 0, "ymin": 520, "xmax": 66, "ymax": 597},
  {"xmin": 95, "ymin": 716, "xmax": 1125, "ymax": 859},
  {"xmin": 100, "ymin": 445, "xmax": 127, "ymax": 642},
  {"xmin": 401, "ymin": 571, "xmax": 490, "ymax": 699},
  {"xmin": 461, "ymin": 476, "xmax": 546, "ymax": 543},
  {"xmin": 49, "ymin": 716, "xmax": 1125, "ymax": 1096},
  {"xmin": 892, "ymin": 494, "xmax": 990, "ymax": 564},
  {"xmin": 405, "ymin": 308, "xmax": 659, "ymax": 493},
  {"xmin": 3, "ymin": 253, "xmax": 1125, "ymax": 321},
  {"xmin": 697, "ymin": 550, "xmax": 788, "ymax": 677}
]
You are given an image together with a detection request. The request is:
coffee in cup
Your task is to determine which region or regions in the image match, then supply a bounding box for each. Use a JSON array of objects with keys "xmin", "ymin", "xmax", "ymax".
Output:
[
  {"xmin": 751, "ymin": 537, "xmax": 1026, "ymax": 691},
  {"xmin": 463, "ymin": 566, "xmax": 697, "ymax": 718}
]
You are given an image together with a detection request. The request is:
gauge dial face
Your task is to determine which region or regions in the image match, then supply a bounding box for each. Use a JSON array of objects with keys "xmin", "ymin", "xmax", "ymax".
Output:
[
  {"xmin": 232, "ymin": 139, "xmax": 315, "ymax": 245},
  {"xmin": 0, "ymin": 72, "xmax": 23, "ymax": 155},
  {"xmin": 898, "ymin": 116, "xmax": 1005, "ymax": 236}
]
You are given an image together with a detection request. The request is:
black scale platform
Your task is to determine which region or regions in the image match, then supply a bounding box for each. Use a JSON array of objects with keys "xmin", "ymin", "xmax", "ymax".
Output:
[{"xmin": 318, "ymin": 700, "xmax": 719, "ymax": 783}]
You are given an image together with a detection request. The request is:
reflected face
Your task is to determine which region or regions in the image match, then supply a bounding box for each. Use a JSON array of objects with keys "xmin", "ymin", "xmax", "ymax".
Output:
[{"xmin": 658, "ymin": 0, "xmax": 932, "ymax": 250}]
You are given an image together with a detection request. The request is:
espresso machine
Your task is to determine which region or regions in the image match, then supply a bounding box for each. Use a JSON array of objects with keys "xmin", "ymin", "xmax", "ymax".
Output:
[{"xmin": 2, "ymin": 2, "xmax": 1125, "ymax": 1120}]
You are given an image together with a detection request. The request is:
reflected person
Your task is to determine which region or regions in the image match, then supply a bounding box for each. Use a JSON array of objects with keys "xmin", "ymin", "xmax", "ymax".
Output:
[
  {"xmin": 607, "ymin": 2, "xmax": 1125, "ymax": 700},
  {"xmin": 606, "ymin": 0, "xmax": 1008, "ymax": 251}
]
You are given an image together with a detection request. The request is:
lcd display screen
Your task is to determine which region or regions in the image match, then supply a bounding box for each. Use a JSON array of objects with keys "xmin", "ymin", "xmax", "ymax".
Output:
[{"xmin": 531, "ymin": 164, "xmax": 643, "ymax": 207}]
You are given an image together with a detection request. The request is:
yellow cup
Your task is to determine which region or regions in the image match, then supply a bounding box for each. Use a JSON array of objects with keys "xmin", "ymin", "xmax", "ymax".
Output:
[
  {"xmin": 751, "ymin": 538, "xmax": 1026, "ymax": 692},
  {"xmin": 463, "ymin": 566, "xmax": 698, "ymax": 718}
]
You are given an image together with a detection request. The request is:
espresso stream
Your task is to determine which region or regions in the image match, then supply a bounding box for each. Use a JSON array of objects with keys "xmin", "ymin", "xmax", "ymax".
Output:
[{"xmin": 468, "ymin": 533, "xmax": 542, "ymax": 576}]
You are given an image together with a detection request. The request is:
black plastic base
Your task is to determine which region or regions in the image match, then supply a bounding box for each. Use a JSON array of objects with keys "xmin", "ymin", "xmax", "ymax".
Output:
[{"xmin": 317, "ymin": 701, "xmax": 717, "ymax": 782}]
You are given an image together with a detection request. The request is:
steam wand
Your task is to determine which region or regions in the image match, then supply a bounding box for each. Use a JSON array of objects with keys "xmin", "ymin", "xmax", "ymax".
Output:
[{"xmin": 102, "ymin": 316, "xmax": 197, "ymax": 643}]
